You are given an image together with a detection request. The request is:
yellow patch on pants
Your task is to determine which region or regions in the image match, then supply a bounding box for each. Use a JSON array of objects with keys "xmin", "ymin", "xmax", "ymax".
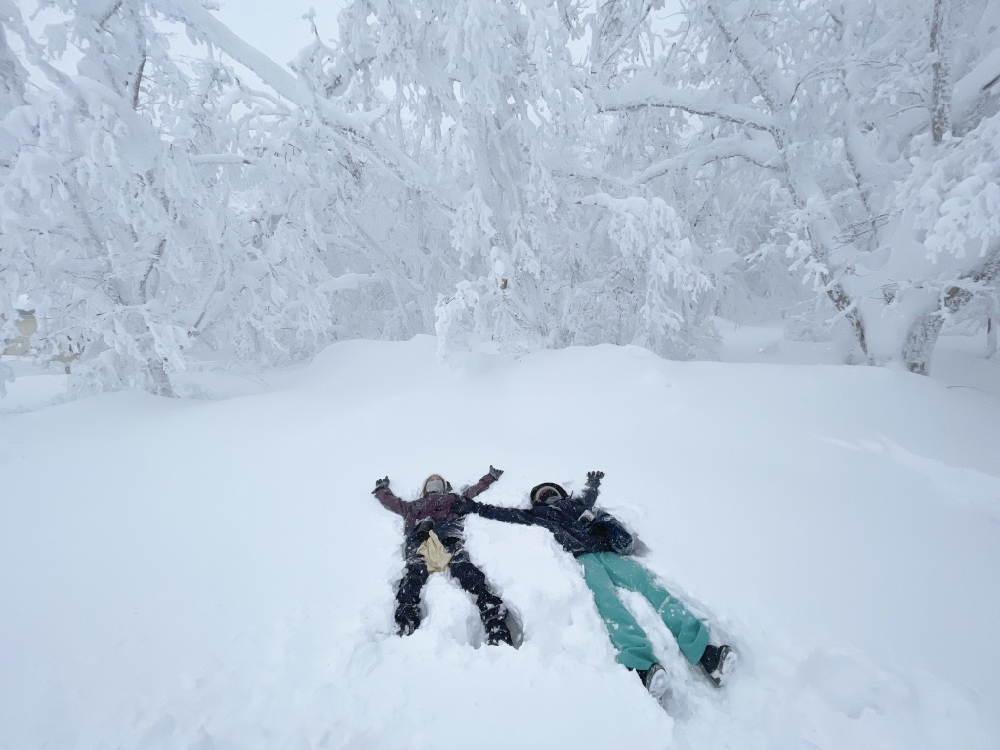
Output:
[{"xmin": 417, "ymin": 530, "xmax": 453, "ymax": 573}]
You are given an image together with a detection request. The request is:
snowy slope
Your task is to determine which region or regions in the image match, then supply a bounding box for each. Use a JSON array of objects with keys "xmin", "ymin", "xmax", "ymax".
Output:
[{"xmin": 2, "ymin": 335, "xmax": 999, "ymax": 750}]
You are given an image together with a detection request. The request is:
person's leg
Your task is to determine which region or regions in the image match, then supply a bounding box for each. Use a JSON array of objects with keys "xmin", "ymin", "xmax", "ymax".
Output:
[
  {"xmin": 578, "ymin": 553, "xmax": 658, "ymax": 670},
  {"xmin": 447, "ymin": 550, "xmax": 513, "ymax": 645},
  {"xmin": 596, "ymin": 552, "xmax": 710, "ymax": 665},
  {"xmin": 394, "ymin": 558, "xmax": 429, "ymax": 636}
]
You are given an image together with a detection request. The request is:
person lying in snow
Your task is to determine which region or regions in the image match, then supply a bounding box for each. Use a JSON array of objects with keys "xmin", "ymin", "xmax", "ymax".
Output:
[
  {"xmin": 372, "ymin": 467, "xmax": 515, "ymax": 646},
  {"xmin": 463, "ymin": 470, "xmax": 734, "ymax": 700}
]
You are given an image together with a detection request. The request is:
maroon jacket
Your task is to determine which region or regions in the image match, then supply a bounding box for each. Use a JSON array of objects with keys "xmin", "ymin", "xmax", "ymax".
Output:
[{"xmin": 374, "ymin": 472, "xmax": 499, "ymax": 549}]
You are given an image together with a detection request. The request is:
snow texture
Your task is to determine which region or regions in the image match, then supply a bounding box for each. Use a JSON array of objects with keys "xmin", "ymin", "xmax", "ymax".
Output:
[{"xmin": 2, "ymin": 331, "xmax": 998, "ymax": 750}]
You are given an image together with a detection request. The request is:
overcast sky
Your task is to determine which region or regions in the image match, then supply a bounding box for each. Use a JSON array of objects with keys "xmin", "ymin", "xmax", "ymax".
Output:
[{"xmin": 214, "ymin": 1, "xmax": 348, "ymax": 68}]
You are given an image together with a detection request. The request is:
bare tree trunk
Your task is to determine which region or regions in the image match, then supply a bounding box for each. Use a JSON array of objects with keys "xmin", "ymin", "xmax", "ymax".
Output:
[
  {"xmin": 146, "ymin": 357, "xmax": 175, "ymax": 397},
  {"xmin": 930, "ymin": 0, "xmax": 952, "ymax": 143},
  {"xmin": 901, "ymin": 310, "xmax": 946, "ymax": 376},
  {"xmin": 828, "ymin": 283, "xmax": 868, "ymax": 358},
  {"xmin": 130, "ymin": 50, "xmax": 146, "ymax": 110},
  {"xmin": 903, "ymin": 247, "xmax": 1000, "ymax": 374}
]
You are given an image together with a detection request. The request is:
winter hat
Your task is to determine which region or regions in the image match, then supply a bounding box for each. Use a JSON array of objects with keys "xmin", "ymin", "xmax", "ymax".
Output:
[
  {"xmin": 422, "ymin": 474, "xmax": 451, "ymax": 495},
  {"xmin": 530, "ymin": 482, "xmax": 568, "ymax": 505}
]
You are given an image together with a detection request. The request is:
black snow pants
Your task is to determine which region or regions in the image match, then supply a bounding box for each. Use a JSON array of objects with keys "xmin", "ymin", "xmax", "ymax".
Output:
[{"xmin": 394, "ymin": 547, "xmax": 512, "ymax": 645}]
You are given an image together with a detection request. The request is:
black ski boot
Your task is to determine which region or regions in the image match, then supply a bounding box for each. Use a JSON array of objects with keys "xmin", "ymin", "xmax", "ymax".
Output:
[
  {"xmin": 395, "ymin": 605, "xmax": 421, "ymax": 637},
  {"xmin": 485, "ymin": 618, "xmax": 513, "ymax": 646},
  {"xmin": 637, "ymin": 663, "xmax": 670, "ymax": 702},
  {"xmin": 699, "ymin": 644, "xmax": 735, "ymax": 687}
]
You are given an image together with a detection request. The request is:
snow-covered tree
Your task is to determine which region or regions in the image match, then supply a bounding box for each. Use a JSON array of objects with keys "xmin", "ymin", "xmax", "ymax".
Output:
[
  {"xmin": 1, "ymin": 1, "xmax": 236, "ymax": 396},
  {"xmin": 596, "ymin": 0, "xmax": 1000, "ymax": 371},
  {"xmin": 1, "ymin": 0, "xmax": 427, "ymax": 395},
  {"xmin": 334, "ymin": 0, "xmax": 723, "ymax": 359},
  {"xmin": 4, "ymin": 0, "xmax": 999, "ymax": 402}
]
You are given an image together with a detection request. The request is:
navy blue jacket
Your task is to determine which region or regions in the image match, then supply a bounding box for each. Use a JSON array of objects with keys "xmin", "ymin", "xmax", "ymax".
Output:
[{"xmin": 466, "ymin": 476, "xmax": 634, "ymax": 557}]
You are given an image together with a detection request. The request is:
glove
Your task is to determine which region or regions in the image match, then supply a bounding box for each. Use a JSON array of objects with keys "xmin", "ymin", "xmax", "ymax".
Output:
[
  {"xmin": 489, "ymin": 465, "xmax": 504, "ymax": 480},
  {"xmin": 373, "ymin": 476, "xmax": 390, "ymax": 492},
  {"xmin": 586, "ymin": 470, "xmax": 604, "ymax": 485},
  {"xmin": 414, "ymin": 517, "xmax": 433, "ymax": 542}
]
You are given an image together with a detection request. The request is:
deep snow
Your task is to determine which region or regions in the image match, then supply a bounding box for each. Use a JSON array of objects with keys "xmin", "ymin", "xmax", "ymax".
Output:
[{"xmin": 2, "ymin": 330, "xmax": 999, "ymax": 750}]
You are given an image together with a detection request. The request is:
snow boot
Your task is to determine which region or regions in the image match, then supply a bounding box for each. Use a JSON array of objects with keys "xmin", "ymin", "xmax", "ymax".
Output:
[
  {"xmin": 637, "ymin": 664, "xmax": 670, "ymax": 703},
  {"xmin": 485, "ymin": 620, "xmax": 513, "ymax": 646},
  {"xmin": 502, "ymin": 606, "xmax": 524, "ymax": 649},
  {"xmin": 395, "ymin": 606, "xmax": 421, "ymax": 637},
  {"xmin": 484, "ymin": 610, "xmax": 514, "ymax": 646},
  {"xmin": 699, "ymin": 644, "xmax": 735, "ymax": 687}
]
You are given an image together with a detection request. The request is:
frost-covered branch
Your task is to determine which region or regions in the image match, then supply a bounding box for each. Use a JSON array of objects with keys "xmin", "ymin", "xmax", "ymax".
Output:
[
  {"xmin": 951, "ymin": 48, "xmax": 1000, "ymax": 133},
  {"xmin": 153, "ymin": 0, "xmax": 377, "ymax": 132},
  {"xmin": 152, "ymin": 0, "xmax": 449, "ymax": 209},
  {"xmin": 597, "ymin": 74, "xmax": 776, "ymax": 132},
  {"xmin": 627, "ymin": 136, "xmax": 780, "ymax": 186}
]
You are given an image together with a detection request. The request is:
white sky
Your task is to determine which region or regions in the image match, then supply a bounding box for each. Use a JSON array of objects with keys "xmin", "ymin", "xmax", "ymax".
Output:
[{"xmin": 214, "ymin": 0, "xmax": 348, "ymax": 68}]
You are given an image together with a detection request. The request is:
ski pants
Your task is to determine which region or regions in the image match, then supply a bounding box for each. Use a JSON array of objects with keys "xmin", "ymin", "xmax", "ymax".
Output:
[
  {"xmin": 394, "ymin": 548, "xmax": 511, "ymax": 643},
  {"xmin": 578, "ymin": 551, "xmax": 709, "ymax": 671}
]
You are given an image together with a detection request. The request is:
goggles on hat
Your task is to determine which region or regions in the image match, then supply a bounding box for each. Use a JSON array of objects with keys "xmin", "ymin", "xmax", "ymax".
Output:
[{"xmin": 533, "ymin": 484, "xmax": 564, "ymax": 505}]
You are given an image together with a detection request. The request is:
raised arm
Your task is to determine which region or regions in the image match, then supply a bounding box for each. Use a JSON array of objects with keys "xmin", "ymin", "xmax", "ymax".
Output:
[
  {"xmin": 580, "ymin": 470, "xmax": 604, "ymax": 509},
  {"xmin": 371, "ymin": 476, "xmax": 406, "ymax": 516},
  {"xmin": 462, "ymin": 465, "xmax": 504, "ymax": 500}
]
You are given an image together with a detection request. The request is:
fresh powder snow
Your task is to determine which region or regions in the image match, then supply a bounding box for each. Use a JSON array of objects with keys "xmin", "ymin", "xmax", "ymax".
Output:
[{"xmin": 2, "ymin": 329, "xmax": 998, "ymax": 750}]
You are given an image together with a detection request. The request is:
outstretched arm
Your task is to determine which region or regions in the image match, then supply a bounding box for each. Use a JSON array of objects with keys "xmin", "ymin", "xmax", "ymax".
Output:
[
  {"xmin": 371, "ymin": 476, "xmax": 406, "ymax": 516},
  {"xmin": 464, "ymin": 495, "xmax": 536, "ymax": 526},
  {"xmin": 462, "ymin": 465, "xmax": 504, "ymax": 500},
  {"xmin": 580, "ymin": 470, "xmax": 604, "ymax": 509},
  {"xmin": 591, "ymin": 513, "xmax": 635, "ymax": 555}
]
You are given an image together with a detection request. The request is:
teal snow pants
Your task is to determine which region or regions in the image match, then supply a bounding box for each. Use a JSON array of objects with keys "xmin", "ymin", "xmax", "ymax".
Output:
[{"xmin": 579, "ymin": 551, "xmax": 709, "ymax": 671}]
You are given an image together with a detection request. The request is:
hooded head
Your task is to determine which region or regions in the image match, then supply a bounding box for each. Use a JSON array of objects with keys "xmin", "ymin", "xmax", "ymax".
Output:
[
  {"xmin": 530, "ymin": 482, "xmax": 568, "ymax": 506},
  {"xmin": 422, "ymin": 474, "xmax": 452, "ymax": 496}
]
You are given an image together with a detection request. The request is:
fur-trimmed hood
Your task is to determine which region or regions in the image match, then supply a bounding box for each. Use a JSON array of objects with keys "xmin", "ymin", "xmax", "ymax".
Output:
[{"xmin": 421, "ymin": 474, "xmax": 453, "ymax": 496}]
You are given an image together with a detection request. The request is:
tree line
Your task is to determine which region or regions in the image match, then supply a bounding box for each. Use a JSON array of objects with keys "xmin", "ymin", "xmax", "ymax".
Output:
[{"xmin": 2, "ymin": 0, "xmax": 998, "ymax": 397}]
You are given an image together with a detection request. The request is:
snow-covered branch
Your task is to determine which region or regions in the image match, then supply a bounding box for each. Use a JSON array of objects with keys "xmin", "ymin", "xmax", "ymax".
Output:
[
  {"xmin": 151, "ymin": 0, "xmax": 449, "ymax": 208},
  {"xmin": 153, "ymin": 0, "xmax": 378, "ymax": 132},
  {"xmin": 596, "ymin": 73, "xmax": 776, "ymax": 132},
  {"xmin": 189, "ymin": 154, "xmax": 252, "ymax": 165},
  {"xmin": 951, "ymin": 48, "xmax": 1000, "ymax": 132},
  {"xmin": 626, "ymin": 136, "xmax": 781, "ymax": 186}
]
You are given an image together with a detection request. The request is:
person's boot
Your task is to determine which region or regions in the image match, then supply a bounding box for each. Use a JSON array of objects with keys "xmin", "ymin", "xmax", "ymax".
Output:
[
  {"xmin": 484, "ymin": 616, "xmax": 513, "ymax": 646},
  {"xmin": 636, "ymin": 663, "xmax": 670, "ymax": 702},
  {"xmin": 699, "ymin": 644, "xmax": 735, "ymax": 687},
  {"xmin": 502, "ymin": 606, "xmax": 523, "ymax": 648},
  {"xmin": 395, "ymin": 606, "xmax": 421, "ymax": 637},
  {"xmin": 479, "ymin": 597, "xmax": 515, "ymax": 646}
]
